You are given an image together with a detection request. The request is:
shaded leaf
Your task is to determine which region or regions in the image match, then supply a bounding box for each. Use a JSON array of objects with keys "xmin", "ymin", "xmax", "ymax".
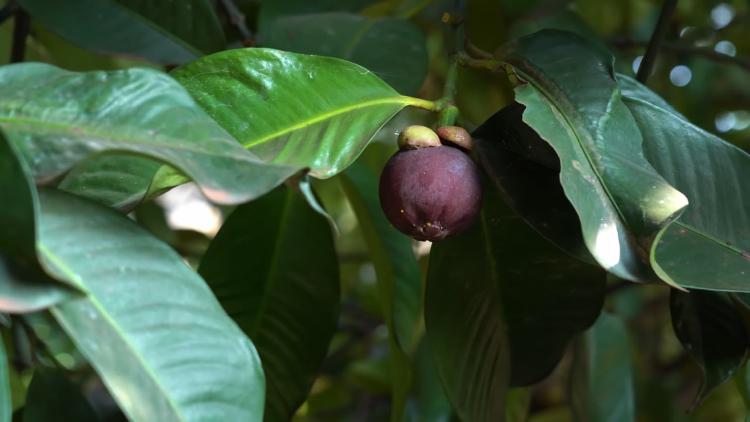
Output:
[
  {"xmin": 339, "ymin": 162, "xmax": 421, "ymax": 355},
  {"xmin": 17, "ymin": 0, "xmax": 225, "ymax": 64},
  {"xmin": 0, "ymin": 63, "xmax": 295, "ymax": 208},
  {"xmin": 173, "ymin": 48, "xmax": 434, "ymax": 178},
  {"xmin": 22, "ymin": 369, "xmax": 98, "ymax": 422},
  {"xmin": 474, "ymin": 101, "xmax": 592, "ymax": 262},
  {"xmin": 199, "ymin": 186, "xmax": 339, "ymax": 422},
  {"xmin": 408, "ymin": 339, "xmax": 453, "ymax": 422},
  {"xmin": 264, "ymin": 12, "xmax": 428, "ymax": 94},
  {"xmin": 425, "ymin": 185, "xmax": 604, "ymax": 422},
  {"xmin": 503, "ymin": 30, "xmax": 687, "ymax": 282},
  {"xmin": 570, "ymin": 312, "xmax": 635, "ymax": 422},
  {"xmin": 0, "ymin": 339, "xmax": 8, "ymax": 422},
  {"xmin": 257, "ymin": 0, "xmax": 373, "ymax": 34},
  {"xmin": 39, "ymin": 189, "xmax": 265, "ymax": 421},
  {"xmin": 670, "ymin": 290, "xmax": 749, "ymax": 405},
  {"xmin": 0, "ymin": 256, "xmax": 76, "ymax": 314},
  {"xmin": 618, "ymin": 75, "xmax": 750, "ymax": 292}
]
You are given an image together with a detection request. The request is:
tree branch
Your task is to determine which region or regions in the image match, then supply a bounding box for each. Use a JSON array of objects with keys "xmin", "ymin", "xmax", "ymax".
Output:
[
  {"xmin": 613, "ymin": 38, "xmax": 750, "ymax": 73},
  {"xmin": 218, "ymin": 0, "xmax": 253, "ymax": 47},
  {"xmin": 636, "ymin": 0, "xmax": 678, "ymax": 83},
  {"xmin": 10, "ymin": 8, "xmax": 29, "ymax": 63}
]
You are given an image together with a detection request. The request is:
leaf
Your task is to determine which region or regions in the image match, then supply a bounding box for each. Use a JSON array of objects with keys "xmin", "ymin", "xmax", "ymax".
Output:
[
  {"xmin": 0, "ymin": 256, "xmax": 76, "ymax": 313},
  {"xmin": 257, "ymin": 0, "xmax": 374, "ymax": 34},
  {"xmin": 0, "ymin": 63, "xmax": 295, "ymax": 207},
  {"xmin": 22, "ymin": 369, "xmax": 98, "ymax": 422},
  {"xmin": 474, "ymin": 101, "xmax": 592, "ymax": 262},
  {"xmin": 502, "ymin": 30, "xmax": 688, "ymax": 282},
  {"xmin": 425, "ymin": 185, "xmax": 604, "ymax": 422},
  {"xmin": 409, "ymin": 339, "xmax": 453, "ymax": 422},
  {"xmin": 0, "ymin": 130, "xmax": 37, "ymax": 261},
  {"xmin": 263, "ymin": 12, "xmax": 428, "ymax": 95},
  {"xmin": 0, "ymin": 339, "xmax": 9, "ymax": 422},
  {"xmin": 38, "ymin": 188, "xmax": 265, "ymax": 421},
  {"xmin": 0, "ymin": 130, "xmax": 78, "ymax": 312},
  {"xmin": 17, "ymin": 0, "xmax": 225, "ymax": 64},
  {"xmin": 339, "ymin": 162, "xmax": 421, "ymax": 355},
  {"xmin": 670, "ymin": 290, "xmax": 749, "ymax": 406},
  {"xmin": 618, "ymin": 75, "xmax": 750, "ymax": 292},
  {"xmin": 173, "ymin": 48, "xmax": 434, "ymax": 178},
  {"xmin": 570, "ymin": 313, "xmax": 635, "ymax": 422},
  {"xmin": 198, "ymin": 186, "xmax": 339, "ymax": 422}
]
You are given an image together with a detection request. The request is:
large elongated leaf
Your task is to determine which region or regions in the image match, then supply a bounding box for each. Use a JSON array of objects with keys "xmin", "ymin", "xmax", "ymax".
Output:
[
  {"xmin": 264, "ymin": 12, "xmax": 427, "ymax": 95},
  {"xmin": 0, "ymin": 339, "xmax": 8, "ymax": 422},
  {"xmin": 17, "ymin": 0, "xmax": 225, "ymax": 64},
  {"xmin": 339, "ymin": 162, "xmax": 421, "ymax": 355},
  {"xmin": 22, "ymin": 369, "xmax": 98, "ymax": 422},
  {"xmin": 0, "ymin": 63, "xmax": 295, "ymax": 208},
  {"xmin": 39, "ymin": 189, "xmax": 265, "ymax": 421},
  {"xmin": 0, "ymin": 130, "xmax": 77, "ymax": 312},
  {"xmin": 502, "ymin": 30, "xmax": 688, "ymax": 282},
  {"xmin": 199, "ymin": 187, "xmax": 339, "ymax": 422},
  {"xmin": 618, "ymin": 75, "xmax": 750, "ymax": 292},
  {"xmin": 671, "ymin": 290, "xmax": 749, "ymax": 405},
  {"xmin": 570, "ymin": 313, "xmax": 635, "ymax": 422},
  {"xmin": 173, "ymin": 48, "xmax": 434, "ymax": 178},
  {"xmin": 425, "ymin": 185, "xmax": 604, "ymax": 422}
]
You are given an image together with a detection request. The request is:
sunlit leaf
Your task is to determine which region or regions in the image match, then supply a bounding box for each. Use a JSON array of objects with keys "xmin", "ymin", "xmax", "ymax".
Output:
[{"xmin": 173, "ymin": 48, "xmax": 434, "ymax": 178}]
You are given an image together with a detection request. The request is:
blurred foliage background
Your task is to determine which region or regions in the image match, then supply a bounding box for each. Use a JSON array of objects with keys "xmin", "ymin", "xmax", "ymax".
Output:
[{"xmin": 1, "ymin": 0, "xmax": 749, "ymax": 421}]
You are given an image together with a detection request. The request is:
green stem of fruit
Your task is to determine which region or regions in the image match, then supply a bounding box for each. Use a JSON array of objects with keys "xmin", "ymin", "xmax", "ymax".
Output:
[{"xmin": 435, "ymin": 59, "xmax": 460, "ymax": 126}]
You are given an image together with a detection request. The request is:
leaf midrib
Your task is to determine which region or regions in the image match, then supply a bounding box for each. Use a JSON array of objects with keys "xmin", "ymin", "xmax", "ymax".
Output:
[
  {"xmin": 242, "ymin": 96, "xmax": 432, "ymax": 148},
  {"xmin": 44, "ymin": 240, "xmax": 189, "ymax": 421}
]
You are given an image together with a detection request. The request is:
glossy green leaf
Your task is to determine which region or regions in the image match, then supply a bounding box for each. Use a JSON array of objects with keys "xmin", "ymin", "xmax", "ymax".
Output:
[
  {"xmin": 425, "ymin": 185, "xmax": 604, "ymax": 422},
  {"xmin": 0, "ymin": 63, "xmax": 295, "ymax": 208},
  {"xmin": 618, "ymin": 75, "xmax": 750, "ymax": 292},
  {"xmin": 38, "ymin": 189, "xmax": 265, "ymax": 421},
  {"xmin": 17, "ymin": 0, "xmax": 225, "ymax": 64},
  {"xmin": 22, "ymin": 369, "xmax": 98, "ymax": 422},
  {"xmin": 264, "ymin": 12, "xmax": 427, "ymax": 95},
  {"xmin": 0, "ymin": 339, "xmax": 8, "ymax": 422},
  {"xmin": 570, "ymin": 313, "xmax": 635, "ymax": 422},
  {"xmin": 199, "ymin": 186, "xmax": 339, "ymax": 422},
  {"xmin": 173, "ymin": 48, "xmax": 434, "ymax": 178},
  {"xmin": 339, "ymin": 162, "xmax": 421, "ymax": 355},
  {"xmin": 671, "ymin": 290, "xmax": 749, "ymax": 405},
  {"xmin": 503, "ymin": 30, "xmax": 688, "ymax": 282}
]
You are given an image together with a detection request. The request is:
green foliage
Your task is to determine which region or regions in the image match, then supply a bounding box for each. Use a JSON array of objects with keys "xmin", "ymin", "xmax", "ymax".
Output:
[{"xmin": 0, "ymin": 0, "xmax": 749, "ymax": 420}]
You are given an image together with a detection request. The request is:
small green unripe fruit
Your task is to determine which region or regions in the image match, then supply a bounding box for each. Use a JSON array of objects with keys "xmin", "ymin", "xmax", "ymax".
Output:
[
  {"xmin": 436, "ymin": 125, "xmax": 473, "ymax": 150},
  {"xmin": 397, "ymin": 125, "xmax": 441, "ymax": 150}
]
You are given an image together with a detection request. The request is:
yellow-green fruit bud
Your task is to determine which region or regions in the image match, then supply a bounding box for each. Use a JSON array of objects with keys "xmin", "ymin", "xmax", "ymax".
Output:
[
  {"xmin": 397, "ymin": 125, "xmax": 441, "ymax": 150},
  {"xmin": 436, "ymin": 125, "xmax": 473, "ymax": 150}
]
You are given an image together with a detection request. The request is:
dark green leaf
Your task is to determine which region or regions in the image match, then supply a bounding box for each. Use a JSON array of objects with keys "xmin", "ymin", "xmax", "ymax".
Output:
[
  {"xmin": 264, "ymin": 12, "xmax": 428, "ymax": 95},
  {"xmin": 257, "ymin": 0, "xmax": 373, "ymax": 34},
  {"xmin": 0, "ymin": 130, "xmax": 36, "ymax": 261},
  {"xmin": 199, "ymin": 186, "xmax": 339, "ymax": 422},
  {"xmin": 474, "ymin": 102, "xmax": 592, "ymax": 262},
  {"xmin": 670, "ymin": 290, "xmax": 749, "ymax": 405},
  {"xmin": 22, "ymin": 369, "xmax": 98, "ymax": 422},
  {"xmin": 409, "ymin": 340, "xmax": 453, "ymax": 422},
  {"xmin": 0, "ymin": 338, "xmax": 9, "ymax": 422},
  {"xmin": 39, "ymin": 189, "xmax": 265, "ymax": 421},
  {"xmin": 425, "ymin": 185, "xmax": 604, "ymax": 422},
  {"xmin": 17, "ymin": 0, "xmax": 225, "ymax": 64},
  {"xmin": 0, "ymin": 256, "xmax": 76, "ymax": 313},
  {"xmin": 503, "ymin": 30, "xmax": 687, "ymax": 282},
  {"xmin": 173, "ymin": 48, "xmax": 434, "ymax": 178},
  {"xmin": 0, "ymin": 63, "xmax": 295, "ymax": 208},
  {"xmin": 618, "ymin": 75, "xmax": 750, "ymax": 292},
  {"xmin": 570, "ymin": 312, "xmax": 635, "ymax": 422},
  {"xmin": 339, "ymin": 162, "xmax": 421, "ymax": 355}
]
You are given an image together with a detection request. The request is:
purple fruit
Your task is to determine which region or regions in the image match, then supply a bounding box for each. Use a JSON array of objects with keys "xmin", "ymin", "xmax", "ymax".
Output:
[{"xmin": 379, "ymin": 145, "xmax": 483, "ymax": 241}]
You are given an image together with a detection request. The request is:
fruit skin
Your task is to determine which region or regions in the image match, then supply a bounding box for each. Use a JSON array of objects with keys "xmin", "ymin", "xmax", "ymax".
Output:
[
  {"xmin": 397, "ymin": 125, "xmax": 442, "ymax": 150},
  {"xmin": 379, "ymin": 145, "xmax": 482, "ymax": 241}
]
